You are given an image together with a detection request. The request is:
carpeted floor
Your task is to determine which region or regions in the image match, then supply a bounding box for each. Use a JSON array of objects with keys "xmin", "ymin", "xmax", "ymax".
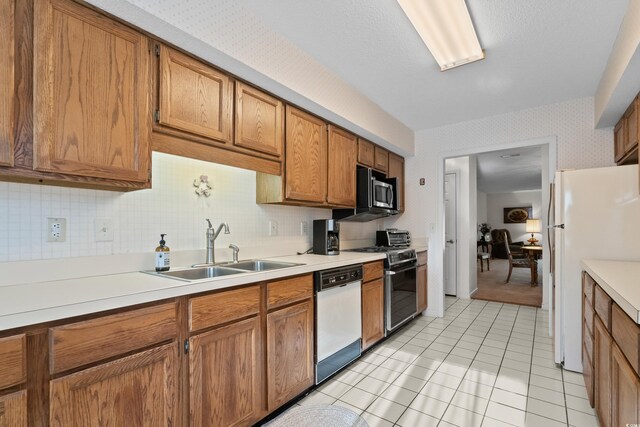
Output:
[{"xmin": 472, "ymin": 256, "xmax": 542, "ymax": 307}]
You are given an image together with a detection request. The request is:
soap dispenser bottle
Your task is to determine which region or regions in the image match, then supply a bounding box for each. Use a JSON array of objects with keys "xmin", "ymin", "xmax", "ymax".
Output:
[{"xmin": 155, "ymin": 234, "xmax": 170, "ymax": 272}]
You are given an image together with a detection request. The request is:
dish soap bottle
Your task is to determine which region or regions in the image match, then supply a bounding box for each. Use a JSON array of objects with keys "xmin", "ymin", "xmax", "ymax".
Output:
[{"xmin": 155, "ymin": 234, "xmax": 170, "ymax": 272}]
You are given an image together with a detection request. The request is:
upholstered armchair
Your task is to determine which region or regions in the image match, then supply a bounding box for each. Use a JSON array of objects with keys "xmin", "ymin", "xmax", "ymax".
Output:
[{"xmin": 490, "ymin": 229, "xmax": 524, "ymax": 259}]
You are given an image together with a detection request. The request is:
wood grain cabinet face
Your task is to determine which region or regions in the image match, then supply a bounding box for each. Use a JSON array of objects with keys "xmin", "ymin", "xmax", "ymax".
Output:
[
  {"xmin": 158, "ymin": 45, "xmax": 232, "ymax": 144},
  {"xmin": 362, "ymin": 278, "xmax": 384, "ymax": 350},
  {"xmin": 0, "ymin": 334, "xmax": 26, "ymax": 390},
  {"xmin": 594, "ymin": 316, "xmax": 612, "ymax": 427},
  {"xmin": 0, "ymin": 390, "xmax": 27, "ymax": 427},
  {"xmin": 327, "ymin": 126, "xmax": 357, "ymax": 207},
  {"xmin": 189, "ymin": 316, "xmax": 263, "ymax": 427},
  {"xmin": 235, "ymin": 82, "xmax": 283, "ymax": 158},
  {"xmin": 614, "ymin": 120, "xmax": 625, "ymax": 163},
  {"xmin": 266, "ymin": 298, "xmax": 314, "ymax": 411},
  {"xmin": 284, "ymin": 106, "xmax": 327, "ymax": 203},
  {"xmin": 49, "ymin": 343, "xmax": 178, "ymax": 427},
  {"xmin": 357, "ymin": 139, "xmax": 374, "ymax": 167},
  {"xmin": 388, "ymin": 153, "xmax": 405, "ymax": 212},
  {"xmin": 417, "ymin": 263, "xmax": 428, "ymax": 313},
  {"xmin": 374, "ymin": 146, "xmax": 388, "ymax": 173},
  {"xmin": 611, "ymin": 343, "xmax": 640, "ymax": 427},
  {"xmin": 0, "ymin": 0, "xmax": 14, "ymax": 167},
  {"xmin": 33, "ymin": 0, "xmax": 151, "ymax": 182},
  {"xmin": 625, "ymin": 100, "xmax": 638, "ymax": 153}
]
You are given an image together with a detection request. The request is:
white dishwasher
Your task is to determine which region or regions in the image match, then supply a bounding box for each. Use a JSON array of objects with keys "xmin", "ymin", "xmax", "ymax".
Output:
[{"xmin": 314, "ymin": 264, "xmax": 363, "ymax": 384}]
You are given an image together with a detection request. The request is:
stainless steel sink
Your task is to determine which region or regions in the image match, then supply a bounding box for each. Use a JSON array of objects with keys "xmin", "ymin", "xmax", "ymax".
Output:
[
  {"xmin": 219, "ymin": 259, "xmax": 304, "ymax": 272},
  {"xmin": 152, "ymin": 266, "xmax": 244, "ymax": 281}
]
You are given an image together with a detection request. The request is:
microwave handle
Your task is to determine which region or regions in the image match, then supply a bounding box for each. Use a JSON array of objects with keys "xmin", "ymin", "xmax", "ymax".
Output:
[{"xmin": 387, "ymin": 186, "xmax": 394, "ymax": 207}]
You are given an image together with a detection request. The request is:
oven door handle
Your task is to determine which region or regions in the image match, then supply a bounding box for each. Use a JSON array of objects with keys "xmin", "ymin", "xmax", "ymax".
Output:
[{"xmin": 386, "ymin": 264, "xmax": 417, "ymax": 275}]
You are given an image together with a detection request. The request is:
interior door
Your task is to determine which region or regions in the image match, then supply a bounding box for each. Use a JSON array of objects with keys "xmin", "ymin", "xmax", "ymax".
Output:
[{"xmin": 444, "ymin": 172, "xmax": 457, "ymax": 296}]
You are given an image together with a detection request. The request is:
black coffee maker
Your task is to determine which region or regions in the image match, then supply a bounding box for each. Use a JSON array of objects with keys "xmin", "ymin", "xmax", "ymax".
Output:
[{"xmin": 313, "ymin": 219, "xmax": 340, "ymax": 255}]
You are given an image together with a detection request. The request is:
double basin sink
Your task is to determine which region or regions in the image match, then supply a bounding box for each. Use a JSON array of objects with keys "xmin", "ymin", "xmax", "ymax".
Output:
[{"xmin": 152, "ymin": 260, "xmax": 305, "ymax": 282}]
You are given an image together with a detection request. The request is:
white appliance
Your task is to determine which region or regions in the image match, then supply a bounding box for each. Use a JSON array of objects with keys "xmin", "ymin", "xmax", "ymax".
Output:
[
  {"xmin": 551, "ymin": 164, "xmax": 640, "ymax": 372},
  {"xmin": 314, "ymin": 265, "xmax": 363, "ymax": 384}
]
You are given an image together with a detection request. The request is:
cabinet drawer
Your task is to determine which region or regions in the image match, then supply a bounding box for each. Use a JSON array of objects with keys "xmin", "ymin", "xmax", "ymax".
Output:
[
  {"xmin": 612, "ymin": 303, "xmax": 640, "ymax": 376},
  {"xmin": 267, "ymin": 274, "xmax": 313, "ymax": 310},
  {"xmin": 584, "ymin": 294, "xmax": 594, "ymax": 336},
  {"xmin": 189, "ymin": 285, "xmax": 261, "ymax": 332},
  {"xmin": 50, "ymin": 303, "xmax": 177, "ymax": 374},
  {"xmin": 584, "ymin": 320, "xmax": 594, "ymax": 363},
  {"xmin": 583, "ymin": 346, "xmax": 594, "ymax": 408},
  {"xmin": 583, "ymin": 272, "xmax": 595, "ymax": 307},
  {"xmin": 417, "ymin": 251, "xmax": 428, "ymax": 266},
  {"xmin": 594, "ymin": 285, "xmax": 612, "ymax": 332},
  {"xmin": 363, "ymin": 261, "xmax": 384, "ymax": 283},
  {"xmin": 0, "ymin": 334, "xmax": 26, "ymax": 389}
]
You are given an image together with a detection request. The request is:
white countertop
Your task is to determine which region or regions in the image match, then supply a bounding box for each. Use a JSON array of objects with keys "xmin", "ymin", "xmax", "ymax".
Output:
[
  {"xmin": 0, "ymin": 252, "xmax": 385, "ymax": 331},
  {"xmin": 582, "ymin": 259, "xmax": 640, "ymax": 323}
]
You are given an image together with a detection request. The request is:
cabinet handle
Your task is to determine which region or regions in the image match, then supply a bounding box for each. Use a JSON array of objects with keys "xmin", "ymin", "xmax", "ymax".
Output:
[{"xmin": 184, "ymin": 339, "xmax": 190, "ymax": 354}]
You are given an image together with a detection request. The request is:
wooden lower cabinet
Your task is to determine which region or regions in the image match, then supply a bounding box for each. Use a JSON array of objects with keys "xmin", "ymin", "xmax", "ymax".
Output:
[
  {"xmin": 266, "ymin": 298, "xmax": 314, "ymax": 411},
  {"xmin": 417, "ymin": 263, "xmax": 428, "ymax": 313},
  {"xmin": 0, "ymin": 390, "xmax": 27, "ymax": 427},
  {"xmin": 49, "ymin": 342, "xmax": 178, "ymax": 427},
  {"xmin": 189, "ymin": 316, "xmax": 263, "ymax": 427},
  {"xmin": 362, "ymin": 278, "xmax": 385, "ymax": 350},
  {"xmin": 594, "ymin": 316, "xmax": 612, "ymax": 427},
  {"xmin": 611, "ymin": 343, "xmax": 640, "ymax": 426}
]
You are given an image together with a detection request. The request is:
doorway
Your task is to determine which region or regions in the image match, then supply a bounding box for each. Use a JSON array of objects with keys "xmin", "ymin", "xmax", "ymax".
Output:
[{"xmin": 444, "ymin": 172, "xmax": 458, "ymax": 296}]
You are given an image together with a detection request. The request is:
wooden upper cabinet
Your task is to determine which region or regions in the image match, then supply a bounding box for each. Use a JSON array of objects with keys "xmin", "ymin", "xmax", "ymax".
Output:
[
  {"xmin": 0, "ymin": 0, "xmax": 14, "ymax": 167},
  {"xmin": 625, "ymin": 98, "xmax": 638, "ymax": 153},
  {"xmin": 235, "ymin": 82, "xmax": 283, "ymax": 158},
  {"xmin": 49, "ymin": 343, "xmax": 178, "ymax": 427},
  {"xmin": 357, "ymin": 138, "xmax": 374, "ymax": 167},
  {"xmin": 388, "ymin": 152, "xmax": 405, "ymax": 212},
  {"xmin": 284, "ymin": 106, "xmax": 327, "ymax": 203},
  {"xmin": 614, "ymin": 120, "xmax": 625, "ymax": 163},
  {"xmin": 157, "ymin": 45, "xmax": 232, "ymax": 144},
  {"xmin": 33, "ymin": 0, "xmax": 150, "ymax": 182},
  {"xmin": 189, "ymin": 316, "xmax": 263, "ymax": 427},
  {"xmin": 327, "ymin": 125, "xmax": 357, "ymax": 207},
  {"xmin": 374, "ymin": 146, "xmax": 389, "ymax": 173}
]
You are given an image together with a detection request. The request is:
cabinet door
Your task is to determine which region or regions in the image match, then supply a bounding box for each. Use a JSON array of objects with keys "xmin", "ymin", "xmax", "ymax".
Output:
[
  {"xmin": 611, "ymin": 343, "xmax": 640, "ymax": 427},
  {"xmin": 357, "ymin": 138, "xmax": 374, "ymax": 167},
  {"xmin": 0, "ymin": 0, "xmax": 14, "ymax": 167},
  {"xmin": 235, "ymin": 81, "xmax": 283, "ymax": 157},
  {"xmin": 284, "ymin": 106, "xmax": 327, "ymax": 203},
  {"xmin": 594, "ymin": 316, "xmax": 612, "ymax": 427},
  {"xmin": 362, "ymin": 278, "xmax": 384, "ymax": 350},
  {"xmin": 625, "ymin": 100, "xmax": 638, "ymax": 153},
  {"xmin": 158, "ymin": 45, "xmax": 232, "ymax": 143},
  {"xmin": 614, "ymin": 120, "xmax": 625, "ymax": 163},
  {"xmin": 0, "ymin": 390, "xmax": 26, "ymax": 427},
  {"xmin": 190, "ymin": 316, "xmax": 263, "ymax": 427},
  {"xmin": 417, "ymin": 264, "xmax": 428, "ymax": 313},
  {"xmin": 388, "ymin": 152, "xmax": 405, "ymax": 212},
  {"xmin": 266, "ymin": 299, "xmax": 314, "ymax": 411},
  {"xmin": 374, "ymin": 146, "xmax": 388, "ymax": 173},
  {"xmin": 327, "ymin": 125, "xmax": 357, "ymax": 206},
  {"xmin": 33, "ymin": 0, "xmax": 150, "ymax": 182},
  {"xmin": 49, "ymin": 343, "xmax": 178, "ymax": 427}
]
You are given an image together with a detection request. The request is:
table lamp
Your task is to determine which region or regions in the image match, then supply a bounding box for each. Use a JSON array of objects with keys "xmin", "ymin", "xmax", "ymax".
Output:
[{"xmin": 526, "ymin": 219, "xmax": 541, "ymax": 245}]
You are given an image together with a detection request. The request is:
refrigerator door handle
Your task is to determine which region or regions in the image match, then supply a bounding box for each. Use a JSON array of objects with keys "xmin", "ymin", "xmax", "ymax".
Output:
[{"xmin": 547, "ymin": 224, "xmax": 565, "ymax": 229}]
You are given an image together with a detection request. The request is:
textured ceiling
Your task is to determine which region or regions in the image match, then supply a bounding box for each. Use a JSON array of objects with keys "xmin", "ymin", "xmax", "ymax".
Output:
[
  {"xmin": 90, "ymin": 0, "xmax": 628, "ymax": 140},
  {"xmin": 476, "ymin": 146, "xmax": 542, "ymax": 193}
]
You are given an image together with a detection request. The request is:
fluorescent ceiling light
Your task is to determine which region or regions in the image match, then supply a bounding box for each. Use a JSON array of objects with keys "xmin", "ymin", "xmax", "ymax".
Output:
[{"xmin": 397, "ymin": 0, "xmax": 484, "ymax": 71}]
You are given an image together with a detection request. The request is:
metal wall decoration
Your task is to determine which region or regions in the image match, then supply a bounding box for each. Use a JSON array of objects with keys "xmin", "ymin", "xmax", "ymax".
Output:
[{"xmin": 193, "ymin": 174, "xmax": 212, "ymax": 197}]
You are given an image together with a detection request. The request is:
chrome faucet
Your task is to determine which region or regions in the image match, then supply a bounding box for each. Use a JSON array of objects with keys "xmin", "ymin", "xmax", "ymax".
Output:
[
  {"xmin": 229, "ymin": 244, "xmax": 239, "ymax": 263},
  {"xmin": 202, "ymin": 219, "xmax": 230, "ymax": 265}
]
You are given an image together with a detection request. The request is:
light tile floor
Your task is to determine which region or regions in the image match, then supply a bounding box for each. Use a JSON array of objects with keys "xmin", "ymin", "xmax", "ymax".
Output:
[{"xmin": 296, "ymin": 297, "xmax": 599, "ymax": 427}]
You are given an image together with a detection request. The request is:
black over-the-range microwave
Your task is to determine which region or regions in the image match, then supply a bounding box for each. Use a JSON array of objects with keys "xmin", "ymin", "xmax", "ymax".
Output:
[{"xmin": 333, "ymin": 166, "xmax": 399, "ymax": 222}]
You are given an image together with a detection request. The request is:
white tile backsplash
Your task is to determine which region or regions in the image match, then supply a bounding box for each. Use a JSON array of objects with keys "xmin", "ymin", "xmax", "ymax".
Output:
[{"xmin": 0, "ymin": 152, "xmax": 381, "ymax": 262}]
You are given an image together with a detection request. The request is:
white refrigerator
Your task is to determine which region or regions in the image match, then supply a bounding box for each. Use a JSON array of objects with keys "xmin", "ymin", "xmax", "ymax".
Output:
[{"xmin": 552, "ymin": 164, "xmax": 640, "ymax": 372}]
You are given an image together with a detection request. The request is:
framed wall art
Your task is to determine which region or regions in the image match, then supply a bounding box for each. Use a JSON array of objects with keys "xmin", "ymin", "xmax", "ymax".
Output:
[{"xmin": 503, "ymin": 206, "xmax": 532, "ymax": 224}]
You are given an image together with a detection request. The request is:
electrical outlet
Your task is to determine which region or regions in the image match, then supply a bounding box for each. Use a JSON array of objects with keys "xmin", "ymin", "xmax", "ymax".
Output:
[
  {"xmin": 95, "ymin": 218, "xmax": 113, "ymax": 242},
  {"xmin": 300, "ymin": 221, "xmax": 308, "ymax": 236},
  {"xmin": 47, "ymin": 218, "xmax": 67, "ymax": 242},
  {"xmin": 268, "ymin": 220, "xmax": 278, "ymax": 236}
]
